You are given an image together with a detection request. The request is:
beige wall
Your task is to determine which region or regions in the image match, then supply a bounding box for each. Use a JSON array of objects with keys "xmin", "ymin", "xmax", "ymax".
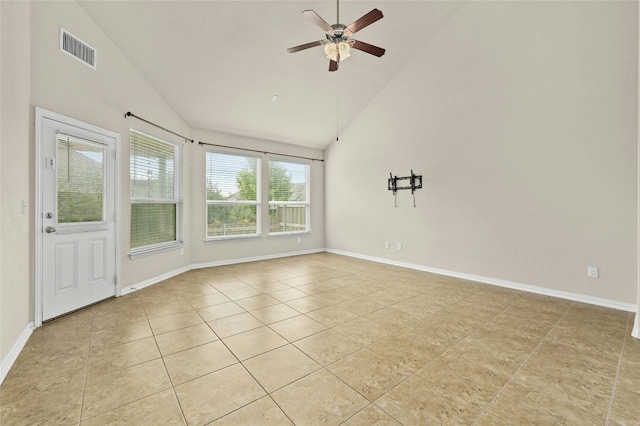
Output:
[
  {"xmin": 189, "ymin": 128, "xmax": 325, "ymax": 267},
  {"xmin": 1, "ymin": 1, "xmax": 32, "ymax": 366},
  {"xmin": 326, "ymin": 1, "xmax": 639, "ymax": 305},
  {"xmin": 30, "ymin": 0, "xmax": 192, "ymax": 290},
  {"xmin": 2, "ymin": 0, "xmax": 327, "ymax": 370}
]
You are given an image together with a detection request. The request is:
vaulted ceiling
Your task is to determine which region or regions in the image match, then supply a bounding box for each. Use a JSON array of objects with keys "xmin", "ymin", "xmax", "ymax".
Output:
[{"xmin": 78, "ymin": 1, "xmax": 462, "ymax": 149}]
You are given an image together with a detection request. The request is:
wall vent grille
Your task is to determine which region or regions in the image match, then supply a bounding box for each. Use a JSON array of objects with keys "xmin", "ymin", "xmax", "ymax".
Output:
[{"xmin": 60, "ymin": 28, "xmax": 96, "ymax": 69}]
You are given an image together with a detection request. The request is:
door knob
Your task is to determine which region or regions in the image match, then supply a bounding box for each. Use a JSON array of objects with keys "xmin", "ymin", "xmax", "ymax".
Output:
[{"xmin": 45, "ymin": 226, "xmax": 56, "ymax": 234}]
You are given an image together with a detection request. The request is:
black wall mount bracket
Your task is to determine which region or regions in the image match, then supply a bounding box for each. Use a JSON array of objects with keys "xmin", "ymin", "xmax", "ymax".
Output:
[{"xmin": 388, "ymin": 170, "xmax": 423, "ymax": 207}]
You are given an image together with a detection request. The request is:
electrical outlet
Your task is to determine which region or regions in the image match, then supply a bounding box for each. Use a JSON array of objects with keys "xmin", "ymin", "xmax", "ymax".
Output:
[
  {"xmin": 587, "ymin": 266, "xmax": 598, "ymax": 278},
  {"xmin": 397, "ymin": 243, "xmax": 402, "ymax": 251},
  {"xmin": 385, "ymin": 242, "xmax": 390, "ymax": 249}
]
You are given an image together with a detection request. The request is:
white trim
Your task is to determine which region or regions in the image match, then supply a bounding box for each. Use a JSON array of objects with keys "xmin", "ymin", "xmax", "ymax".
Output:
[
  {"xmin": 34, "ymin": 107, "xmax": 121, "ymax": 326},
  {"xmin": 120, "ymin": 248, "xmax": 325, "ymax": 296},
  {"xmin": 326, "ymin": 249, "xmax": 638, "ymax": 313},
  {"xmin": 129, "ymin": 241, "xmax": 185, "ymax": 260},
  {"xmin": 0, "ymin": 322, "xmax": 34, "ymax": 385},
  {"xmin": 633, "ymin": 321, "xmax": 640, "ymax": 339},
  {"xmin": 190, "ymin": 248, "xmax": 325, "ymax": 270},
  {"xmin": 120, "ymin": 266, "xmax": 191, "ymax": 296}
]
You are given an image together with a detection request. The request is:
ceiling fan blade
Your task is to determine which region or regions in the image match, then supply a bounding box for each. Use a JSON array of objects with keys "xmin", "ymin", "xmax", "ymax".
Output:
[
  {"xmin": 351, "ymin": 40, "xmax": 386, "ymax": 57},
  {"xmin": 302, "ymin": 10, "xmax": 333, "ymax": 33},
  {"xmin": 345, "ymin": 9, "xmax": 383, "ymax": 35},
  {"xmin": 287, "ymin": 40, "xmax": 324, "ymax": 54},
  {"xmin": 329, "ymin": 60, "xmax": 338, "ymax": 72}
]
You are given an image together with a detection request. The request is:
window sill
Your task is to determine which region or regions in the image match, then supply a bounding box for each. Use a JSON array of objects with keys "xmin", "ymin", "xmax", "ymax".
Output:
[
  {"xmin": 204, "ymin": 234, "xmax": 263, "ymax": 243},
  {"xmin": 268, "ymin": 231, "xmax": 311, "ymax": 239},
  {"xmin": 129, "ymin": 241, "xmax": 184, "ymax": 260}
]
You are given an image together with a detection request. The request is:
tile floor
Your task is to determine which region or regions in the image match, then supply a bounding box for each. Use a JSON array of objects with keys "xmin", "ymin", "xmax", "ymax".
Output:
[{"xmin": 1, "ymin": 253, "xmax": 639, "ymax": 425}]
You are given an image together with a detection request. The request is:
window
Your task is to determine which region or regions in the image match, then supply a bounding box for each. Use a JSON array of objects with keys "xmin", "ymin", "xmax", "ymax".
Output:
[
  {"xmin": 269, "ymin": 159, "xmax": 309, "ymax": 234},
  {"xmin": 130, "ymin": 129, "xmax": 182, "ymax": 254},
  {"xmin": 206, "ymin": 152, "xmax": 260, "ymax": 239},
  {"xmin": 57, "ymin": 135, "xmax": 105, "ymax": 224}
]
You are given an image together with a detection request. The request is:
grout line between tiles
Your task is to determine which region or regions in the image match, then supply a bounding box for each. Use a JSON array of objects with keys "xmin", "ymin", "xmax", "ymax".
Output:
[{"xmin": 604, "ymin": 313, "xmax": 633, "ymax": 426}]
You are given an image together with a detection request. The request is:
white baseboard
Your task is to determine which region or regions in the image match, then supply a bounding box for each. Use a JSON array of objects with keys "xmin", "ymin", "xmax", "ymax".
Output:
[
  {"xmin": 326, "ymin": 249, "xmax": 638, "ymax": 313},
  {"xmin": 120, "ymin": 248, "xmax": 325, "ymax": 296},
  {"xmin": 633, "ymin": 315, "xmax": 640, "ymax": 339},
  {"xmin": 190, "ymin": 248, "xmax": 325, "ymax": 271},
  {"xmin": 120, "ymin": 266, "xmax": 191, "ymax": 296},
  {"xmin": 1, "ymin": 321, "xmax": 34, "ymax": 385}
]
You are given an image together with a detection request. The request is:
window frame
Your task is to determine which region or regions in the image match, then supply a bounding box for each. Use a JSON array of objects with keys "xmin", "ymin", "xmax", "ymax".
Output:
[
  {"xmin": 205, "ymin": 150, "xmax": 262, "ymax": 241},
  {"xmin": 129, "ymin": 128, "xmax": 183, "ymax": 259},
  {"xmin": 267, "ymin": 157, "xmax": 311, "ymax": 236}
]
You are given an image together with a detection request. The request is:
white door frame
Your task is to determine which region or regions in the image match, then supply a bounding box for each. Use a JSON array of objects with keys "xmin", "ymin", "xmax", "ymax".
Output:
[{"xmin": 34, "ymin": 107, "xmax": 121, "ymax": 327}]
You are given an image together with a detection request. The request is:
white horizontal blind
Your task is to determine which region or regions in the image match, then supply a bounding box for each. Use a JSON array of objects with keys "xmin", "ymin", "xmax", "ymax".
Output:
[
  {"xmin": 130, "ymin": 129, "xmax": 182, "ymax": 250},
  {"xmin": 206, "ymin": 152, "xmax": 260, "ymax": 238},
  {"xmin": 268, "ymin": 160, "xmax": 309, "ymax": 234}
]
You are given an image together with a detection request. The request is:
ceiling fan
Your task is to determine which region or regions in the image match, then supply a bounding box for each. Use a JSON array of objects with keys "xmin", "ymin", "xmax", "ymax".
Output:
[{"xmin": 287, "ymin": 1, "xmax": 386, "ymax": 72}]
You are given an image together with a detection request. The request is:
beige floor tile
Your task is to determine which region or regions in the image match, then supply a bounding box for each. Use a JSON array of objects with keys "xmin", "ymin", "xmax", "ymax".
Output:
[
  {"xmin": 81, "ymin": 389, "xmax": 185, "ymax": 425},
  {"xmin": 224, "ymin": 286, "xmax": 263, "ymax": 301},
  {"xmin": 334, "ymin": 317, "xmax": 397, "ymax": 346},
  {"xmin": 272, "ymin": 369, "xmax": 369, "ymax": 425},
  {"xmin": 617, "ymin": 358, "xmax": 640, "ymax": 393},
  {"xmin": 210, "ymin": 396, "xmax": 293, "ymax": 425},
  {"xmin": 92, "ymin": 307, "xmax": 148, "ymax": 331},
  {"xmin": 269, "ymin": 288, "xmax": 309, "ymax": 302},
  {"xmin": 90, "ymin": 320, "xmax": 153, "ymax": 349},
  {"xmin": 417, "ymin": 352, "xmax": 510, "ymax": 407},
  {"xmin": 235, "ymin": 294, "xmax": 281, "ymax": 310},
  {"xmin": 250, "ymin": 304, "xmax": 300, "ymax": 324},
  {"xmin": 155, "ymin": 323, "xmax": 218, "ymax": 356},
  {"xmin": 208, "ymin": 312, "xmax": 264, "ymax": 338},
  {"xmin": 149, "ymin": 309, "xmax": 204, "ymax": 335},
  {"xmin": 143, "ymin": 299, "xmax": 194, "ymax": 320},
  {"xmin": 212, "ymin": 280, "xmax": 250, "ymax": 292},
  {"xmin": 197, "ymin": 301, "xmax": 246, "ymax": 322},
  {"xmin": 0, "ymin": 387, "xmax": 82, "ymax": 426},
  {"xmin": 474, "ymin": 411, "xmax": 511, "ymax": 425},
  {"xmin": 489, "ymin": 380, "xmax": 608, "ymax": 424},
  {"xmin": 223, "ymin": 326, "xmax": 288, "ymax": 360},
  {"xmin": 609, "ymin": 386, "xmax": 640, "ymax": 425},
  {"xmin": 243, "ymin": 344, "xmax": 320, "ymax": 392},
  {"xmin": 82, "ymin": 359, "xmax": 171, "ymax": 420},
  {"xmin": 3, "ymin": 254, "xmax": 638, "ymax": 426},
  {"xmin": 86, "ymin": 336, "xmax": 160, "ymax": 378},
  {"xmin": 338, "ymin": 296, "xmax": 389, "ymax": 317},
  {"xmin": 342, "ymin": 405, "xmax": 401, "ymax": 425},
  {"xmin": 187, "ymin": 292, "xmax": 231, "ymax": 309},
  {"xmin": 175, "ymin": 363, "xmax": 266, "ymax": 425},
  {"xmin": 269, "ymin": 315, "xmax": 327, "ymax": 342},
  {"xmin": 285, "ymin": 295, "xmax": 333, "ymax": 313},
  {"xmin": 367, "ymin": 334, "xmax": 443, "ymax": 372},
  {"xmin": 164, "ymin": 340, "xmax": 237, "ymax": 385},
  {"xmin": 376, "ymin": 374, "xmax": 481, "ymax": 424},
  {"xmin": 306, "ymin": 305, "xmax": 360, "ymax": 327},
  {"xmin": 328, "ymin": 348, "xmax": 412, "ymax": 401},
  {"xmin": 295, "ymin": 329, "xmax": 364, "ymax": 366},
  {"xmin": 364, "ymin": 306, "xmax": 418, "ymax": 331},
  {"xmin": 512, "ymin": 356, "xmax": 615, "ymax": 411}
]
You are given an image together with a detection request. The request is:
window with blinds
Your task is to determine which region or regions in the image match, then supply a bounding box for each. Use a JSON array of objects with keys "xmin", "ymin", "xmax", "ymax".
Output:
[
  {"xmin": 206, "ymin": 152, "xmax": 261, "ymax": 239},
  {"xmin": 268, "ymin": 159, "xmax": 309, "ymax": 234},
  {"xmin": 130, "ymin": 129, "xmax": 182, "ymax": 253}
]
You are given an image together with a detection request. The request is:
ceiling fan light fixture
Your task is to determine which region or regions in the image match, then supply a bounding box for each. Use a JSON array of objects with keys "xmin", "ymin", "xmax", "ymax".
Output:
[{"xmin": 324, "ymin": 41, "xmax": 350, "ymax": 61}]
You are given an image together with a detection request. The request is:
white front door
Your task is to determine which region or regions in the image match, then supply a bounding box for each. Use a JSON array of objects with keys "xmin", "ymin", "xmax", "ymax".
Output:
[{"xmin": 36, "ymin": 108, "xmax": 119, "ymax": 322}]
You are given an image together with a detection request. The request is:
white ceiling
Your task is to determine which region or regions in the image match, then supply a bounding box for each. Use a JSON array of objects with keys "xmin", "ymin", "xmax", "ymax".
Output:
[{"xmin": 78, "ymin": 1, "xmax": 462, "ymax": 150}]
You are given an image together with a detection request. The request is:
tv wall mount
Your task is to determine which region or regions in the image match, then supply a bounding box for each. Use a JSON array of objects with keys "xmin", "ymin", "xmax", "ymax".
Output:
[{"xmin": 388, "ymin": 170, "xmax": 423, "ymax": 207}]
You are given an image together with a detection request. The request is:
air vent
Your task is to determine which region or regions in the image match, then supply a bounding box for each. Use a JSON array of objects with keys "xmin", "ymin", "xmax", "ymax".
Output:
[{"xmin": 60, "ymin": 28, "xmax": 96, "ymax": 69}]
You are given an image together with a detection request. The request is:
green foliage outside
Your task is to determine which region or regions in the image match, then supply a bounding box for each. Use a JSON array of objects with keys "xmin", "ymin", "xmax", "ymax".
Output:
[{"xmin": 207, "ymin": 159, "xmax": 294, "ymax": 236}]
